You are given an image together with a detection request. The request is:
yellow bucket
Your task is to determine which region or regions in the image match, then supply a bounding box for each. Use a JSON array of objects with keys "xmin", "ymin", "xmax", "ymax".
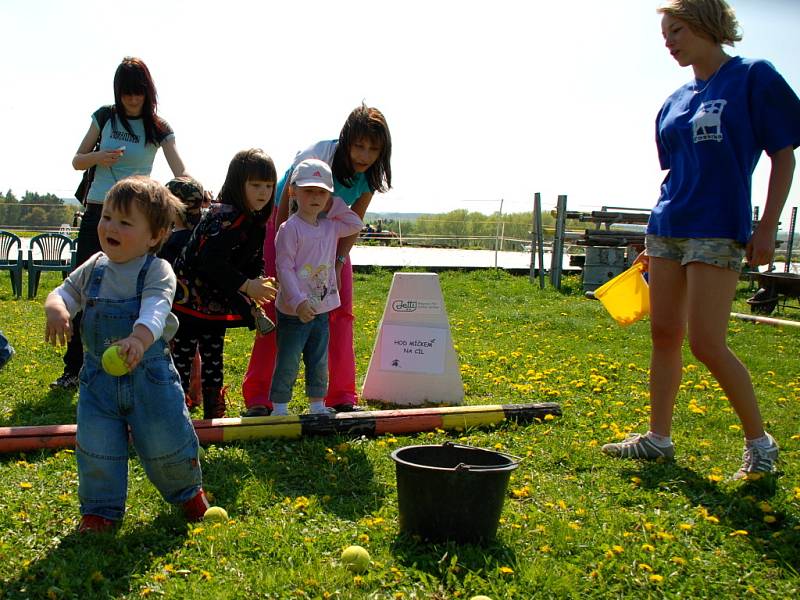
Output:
[{"xmin": 594, "ymin": 262, "xmax": 650, "ymax": 326}]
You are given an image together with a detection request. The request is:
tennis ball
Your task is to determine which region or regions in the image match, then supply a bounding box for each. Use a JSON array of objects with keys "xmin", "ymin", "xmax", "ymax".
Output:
[
  {"xmin": 101, "ymin": 345, "xmax": 129, "ymax": 376},
  {"xmin": 203, "ymin": 506, "xmax": 228, "ymax": 522},
  {"xmin": 470, "ymin": 596, "xmax": 493, "ymax": 600},
  {"xmin": 341, "ymin": 545, "xmax": 370, "ymax": 573}
]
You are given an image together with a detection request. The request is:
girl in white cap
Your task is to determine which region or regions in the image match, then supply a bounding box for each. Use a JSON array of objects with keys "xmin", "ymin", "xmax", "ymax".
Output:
[
  {"xmin": 241, "ymin": 104, "xmax": 391, "ymax": 417},
  {"xmin": 270, "ymin": 159, "xmax": 364, "ymax": 416}
]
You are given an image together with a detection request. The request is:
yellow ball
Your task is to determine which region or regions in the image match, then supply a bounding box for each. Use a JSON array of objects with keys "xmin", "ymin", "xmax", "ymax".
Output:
[
  {"xmin": 341, "ymin": 545, "xmax": 370, "ymax": 573},
  {"xmin": 203, "ymin": 506, "xmax": 228, "ymax": 522},
  {"xmin": 102, "ymin": 345, "xmax": 129, "ymax": 376},
  {"xmin": 470, "ymin": 596, "xmax": 493, "ymax": 600}
]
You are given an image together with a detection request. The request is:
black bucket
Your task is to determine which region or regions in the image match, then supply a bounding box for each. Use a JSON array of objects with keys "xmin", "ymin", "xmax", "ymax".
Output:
[{"xmin": 390, "ymin": 442, "xmax": 520, "ymax": 544}]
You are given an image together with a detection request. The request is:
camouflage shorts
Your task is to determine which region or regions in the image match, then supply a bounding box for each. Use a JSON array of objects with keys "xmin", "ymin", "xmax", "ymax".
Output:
[{"xmin": 645, "ymin": 235, "xmax": 745, "ymax": 273}]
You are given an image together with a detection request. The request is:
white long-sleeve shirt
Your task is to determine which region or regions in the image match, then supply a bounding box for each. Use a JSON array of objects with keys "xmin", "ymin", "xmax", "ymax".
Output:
[{"xmin": 52, "ymin": 252, "xmax": 178, "ymax": 342}]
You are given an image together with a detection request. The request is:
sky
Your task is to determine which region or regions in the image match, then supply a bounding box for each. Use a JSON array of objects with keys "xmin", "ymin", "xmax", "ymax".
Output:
[{"xmin": 2, "ymin": 0, "xmax": 799, "ymax": 227}]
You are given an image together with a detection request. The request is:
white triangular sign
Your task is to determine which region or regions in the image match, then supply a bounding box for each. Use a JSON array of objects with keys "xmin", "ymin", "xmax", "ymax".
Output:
[{"xmin": 361, "ymin": 272, "xmax": 464, "ymax": 406}]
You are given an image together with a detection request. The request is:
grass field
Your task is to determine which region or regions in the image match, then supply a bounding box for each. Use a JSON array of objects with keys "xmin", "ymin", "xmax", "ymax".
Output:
[{"xmin": 0, "ymin": 269, "xmax": 798, "ymax": 599}]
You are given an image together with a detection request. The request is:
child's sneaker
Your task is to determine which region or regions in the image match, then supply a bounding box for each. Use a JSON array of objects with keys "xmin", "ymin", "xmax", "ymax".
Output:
[
  {"xmin": 78, "ymin": 514, "xmax": 117, "ymax": 534},
  {"xmin": 601, "ymin": 433, "xmax": 675, "ymax": 460},
  {"xmin": 182, "ymin": 488, "xmax": 211, "ymax": 522},
  {"xmin": 50, "ymin": 372, "xmax": 79, "ymax": 390},
  {"xmin": 733, "ymin": 435, "xmax": 779, "ymax": 480},
  {"xmin": 241, "ymin": 405, "xmax": 272, "ymax": 417}
]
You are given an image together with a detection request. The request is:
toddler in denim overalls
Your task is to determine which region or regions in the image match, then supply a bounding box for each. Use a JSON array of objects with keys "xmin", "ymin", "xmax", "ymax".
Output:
[{"xmin": 45, "ymin": 176, "xmax": 211, "ymax": 533}]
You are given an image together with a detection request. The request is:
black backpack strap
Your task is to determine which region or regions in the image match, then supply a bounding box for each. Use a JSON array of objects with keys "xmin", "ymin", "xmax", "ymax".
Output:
[{"xmin": 95, "ymin": 105, "xmax": 113, "ymax": 135}]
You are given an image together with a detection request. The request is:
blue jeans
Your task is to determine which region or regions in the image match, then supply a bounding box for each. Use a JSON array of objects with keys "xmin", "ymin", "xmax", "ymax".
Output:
[
  {"xmin": 76, "ymin": 256, "xmax": 202, "ymax": 521},
  {"xmin": 0, "ymin": 330, "xmax": 13, "ymax": 370},
  {"xmin": 270, "ymin": 310, "xmax": 329, "ymax": 404}
]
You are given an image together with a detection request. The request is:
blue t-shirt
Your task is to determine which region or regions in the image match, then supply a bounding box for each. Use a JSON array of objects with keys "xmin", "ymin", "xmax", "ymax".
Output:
[
  {"xmin": 647, "ymin": 57, "xmax": 800, "ymax": 243},
  {"xmin": 275, "ymin": 139, "xmax": 372, "ymax": 208},
  {"xmin": 86, "ymin": 107, "xmax": 175, "ymax": 203}
]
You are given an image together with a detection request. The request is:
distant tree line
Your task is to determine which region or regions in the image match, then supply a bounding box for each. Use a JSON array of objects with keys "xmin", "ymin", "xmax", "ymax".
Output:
[
  {"xmin": 365, "ymin": 209, "xmax": 567, "ymax": 250},
  {"xmin": 0, "ymin": 190, "xmax": 75, "ymax": 228}
]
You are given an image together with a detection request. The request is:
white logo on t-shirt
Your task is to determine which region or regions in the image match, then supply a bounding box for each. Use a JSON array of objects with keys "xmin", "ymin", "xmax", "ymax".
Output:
[{"xmin": 692, "ymin": 99, "xmax": 727, "ymax": 143}]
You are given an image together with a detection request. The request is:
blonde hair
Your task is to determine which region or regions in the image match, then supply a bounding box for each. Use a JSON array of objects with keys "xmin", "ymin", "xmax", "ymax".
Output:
[
  {"xmin": 658, "ymin": 0, "xmax": 741, "ymax": 46},
  {"xmin": 105, "ymin": 176, "xmax": 184, "ymax": 253}
]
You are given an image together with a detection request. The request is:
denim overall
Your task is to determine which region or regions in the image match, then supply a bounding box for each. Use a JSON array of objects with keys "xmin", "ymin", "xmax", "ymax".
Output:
[{"xmin": 76, "ymin": 255, "xmax": 202, "ymax": 520}]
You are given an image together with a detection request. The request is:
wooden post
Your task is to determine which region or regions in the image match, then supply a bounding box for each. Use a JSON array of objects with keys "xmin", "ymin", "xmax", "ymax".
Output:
[
  {"xmin": 535, "ymin": 193, "xmax": 545, "ymax": 289},
  {"xmin": 784, "ymin": 206, "xmax": 797, "ymax": 273},
  {"xmin": 529, "ymin": 192, "xmax": 545, "ymax": 288},
  {"xmin": 550, "ymin": 195, "xmax": 567, "ymax": 289}
]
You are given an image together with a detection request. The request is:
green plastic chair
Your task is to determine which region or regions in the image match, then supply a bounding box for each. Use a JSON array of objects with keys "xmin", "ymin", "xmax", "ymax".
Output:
[
  {"xmin": 0, "ymin": 230, "xmax": 24, "ymax": 298},
  {"xmin": 27, "ymin": 233, "xmax": 76, "ymax": 299}
]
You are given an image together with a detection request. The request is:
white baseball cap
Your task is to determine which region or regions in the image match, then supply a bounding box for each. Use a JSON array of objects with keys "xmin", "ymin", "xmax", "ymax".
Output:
[{"xmin": 290, "ymin": 158, "xmax": 334, "ymax": 192}]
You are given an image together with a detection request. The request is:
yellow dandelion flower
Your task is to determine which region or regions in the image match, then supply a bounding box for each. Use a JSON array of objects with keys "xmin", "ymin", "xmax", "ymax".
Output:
[
  {"xmin": 649, "ymin": 574, "xmax": 664, "ymax": 583},
  {"xmin": 671, "ymin": 556, "xmax": 687, "ymax": 565},
  {"xmin": 639, "ymin": 563, "xmax": 653, "ymax": 572},
  {"xmin": 200, "ymin": 571, "xmax": 212, "ymax": 581},
  {"xmin": 539, "ymin": 545, "xmax": 551, "ymax": 553},
  {"xmin": 641, "ymin": 544, "xmax": 655, "ymax": 552},
  {"xmin": 630, "ymin": 476, "xmax": 642, "ymax": 485},
  {"xmin": 757, "ymin": 501, "xmax": 773, "ymax": 513},
  {"xmin": 612, "ymin": 545, "xmax": 624, "ymax": 554},
  {"xmin": 729, "ymin": 530, "xmax": 748, "ymax": 537},
  {"xmin": 679, "ymin": 523, "xmax": 694, "ymax": 531},
  {"xmin": 763, "ymin": 515, "xmax": 777, "ymax": 524},
  {"xmin": 499, "ymin": 566, "xmax": 514, "ymax": 575},
  {"xmin": 729, "ymin": 424, "xmax": 741, "ymax": 432},
  {"xmin": 19, "ymin": 482, "xmax": 32, "ymax": 489},
  {"xmin": 704, "ymin": 515, "xmax": 720, "ymax": 524},
  {"xmin": 707, "ymin": 474, "xmax": 723, "ymax": 483},
  {"xmin": 544, "ymin": 413, "xmax": 555, "ymax": 420}
]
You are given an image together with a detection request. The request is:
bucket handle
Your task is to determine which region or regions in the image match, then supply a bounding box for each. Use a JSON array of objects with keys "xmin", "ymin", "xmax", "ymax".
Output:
[{"xmin": 441, "ymin": 441, "xmax": 524, "ymax": 471}]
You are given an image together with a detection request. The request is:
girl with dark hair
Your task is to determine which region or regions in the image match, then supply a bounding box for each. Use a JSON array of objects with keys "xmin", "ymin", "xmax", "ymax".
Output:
[
  {"xmin": 241, "ymin": 104, "xmax": 392, "ymax": 416},
  {"xmin": 172, "ymin": 149, "xmax": 278, "ymax": 418},
  {"xmin": 602, "ymin": 0, "xmax": 800, "ymax": 479},
  {"xmin": 53, "ymin": 56, "xmax": 189, "ymax": 390}
]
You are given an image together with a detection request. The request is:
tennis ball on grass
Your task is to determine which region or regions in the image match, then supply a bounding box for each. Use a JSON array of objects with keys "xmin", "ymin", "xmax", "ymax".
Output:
[
  {"xmin": 102, "ymin": 346, "xmax": 129, "ymax": 376},
  {"xmin": 203, "ymin": 506, "xmax": 228, "ymax": 522},
  {"xmin": 470, "ymin": 596, "xmax": 494, "ymax": 600},
  {"xmin": 341, "ymin": 545, "xmax": 370, "ymax": 573}
]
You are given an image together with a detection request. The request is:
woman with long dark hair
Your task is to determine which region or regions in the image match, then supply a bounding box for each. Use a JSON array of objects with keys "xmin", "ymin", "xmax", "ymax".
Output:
[
  {"xmin": 53, "ymin": 57, "xmax": 189, "ymax": 390},
  {"xmin": 241, "ymin": 104, "xmax": 392, "ymax": 416}
]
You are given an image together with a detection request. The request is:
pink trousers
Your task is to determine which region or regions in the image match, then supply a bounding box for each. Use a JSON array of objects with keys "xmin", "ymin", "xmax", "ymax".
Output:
[{"xmin": 241, "ymin": 218, "xmax": 358, "ymax": 409}]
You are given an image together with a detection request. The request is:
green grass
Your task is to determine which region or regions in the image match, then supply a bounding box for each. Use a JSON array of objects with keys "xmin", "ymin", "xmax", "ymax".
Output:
[{"xmin": 0, "ymin": 269, "xmax": 799, "ymax": 599}]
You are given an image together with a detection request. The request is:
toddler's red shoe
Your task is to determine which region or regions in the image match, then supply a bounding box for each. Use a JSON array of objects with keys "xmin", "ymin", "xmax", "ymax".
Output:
[
  {"xmin": 78, "ymin": 514, "xmax": 117, "ymax": 533},
  {"xmin": 182, "ymin": 488, "xmax": 211, "ymax": 522}
]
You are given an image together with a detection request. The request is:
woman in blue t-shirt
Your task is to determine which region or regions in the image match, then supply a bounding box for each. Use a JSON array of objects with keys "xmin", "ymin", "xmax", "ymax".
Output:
[
  {"xmin": 52, "ymin": 57, "xmax": 189, "ymax": 390},
  {"xmin": 602, "ymin": 0, "xmax": 800, "ymax": 479}
]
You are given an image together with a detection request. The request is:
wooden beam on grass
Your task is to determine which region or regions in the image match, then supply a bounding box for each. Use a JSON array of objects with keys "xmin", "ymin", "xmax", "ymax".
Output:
[{"xmin": 0, "ymin": 402, "xmax": 562, "ymax": 454}]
